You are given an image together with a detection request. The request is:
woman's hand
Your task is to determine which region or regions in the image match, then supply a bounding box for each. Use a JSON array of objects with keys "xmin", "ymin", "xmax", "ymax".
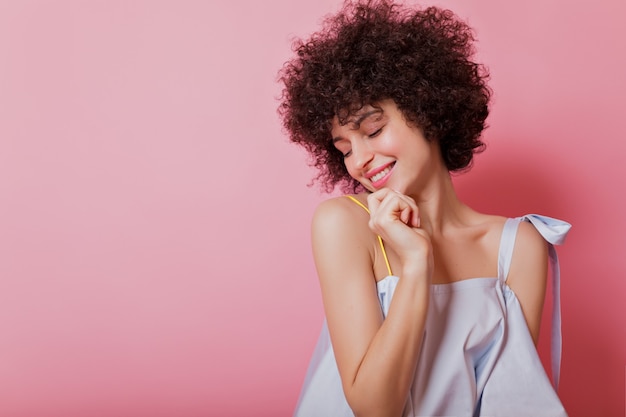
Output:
[{"xmin": 367, "ymin": 188, "xmax": 433, "ymax": 278}]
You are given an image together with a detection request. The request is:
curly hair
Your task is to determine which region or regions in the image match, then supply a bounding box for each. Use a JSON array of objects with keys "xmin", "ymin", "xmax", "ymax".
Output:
[{"xmin": 278, "ymin": 0, "xmax": 491, "ymax": 193}]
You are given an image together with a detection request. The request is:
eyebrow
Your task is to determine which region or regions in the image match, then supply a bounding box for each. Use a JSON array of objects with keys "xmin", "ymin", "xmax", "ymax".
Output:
[{"xmin": 332, "ymin": 109, "xmax": 383, "ymax": 144}]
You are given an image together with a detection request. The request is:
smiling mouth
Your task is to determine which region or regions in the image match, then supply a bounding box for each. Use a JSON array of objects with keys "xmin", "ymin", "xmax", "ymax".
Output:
[{"xmin": 370, "ymin": 163, "xmax": 394, "ymax": 183}]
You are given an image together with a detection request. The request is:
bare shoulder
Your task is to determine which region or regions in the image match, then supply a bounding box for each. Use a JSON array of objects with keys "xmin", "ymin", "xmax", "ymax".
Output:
[
  {"xmin": 514, "ymin": 220, "xmax": 549, "ymax": 261},
  {"xmin": 311, "ymin": 194, "xmax": 380, "ymax": 281},
  {"xmin": 474, "ymin": 213, "xmax": 546, "ymax": 246},
  {"xmin": 468, "ymin": 212, "xmax": 545, "ymax": 252},
  {"xmin": 508, "ymin": 219, "xmax": 550, "ymax": 286},
  {"xmin": 311, "ymin": 194, "xmax": 370, "ymax": 237}
]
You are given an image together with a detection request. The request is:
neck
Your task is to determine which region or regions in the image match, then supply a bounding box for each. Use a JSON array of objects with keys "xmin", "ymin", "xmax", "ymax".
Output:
[{"xmin": 406, "ymin": 166, "xmax": 471, "ymax": 236}]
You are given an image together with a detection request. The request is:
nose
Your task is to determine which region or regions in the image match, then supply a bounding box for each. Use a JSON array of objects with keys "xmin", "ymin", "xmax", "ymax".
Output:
[{"xmin": 351, "ymin": 138, "xmax": 374, "ymax": 170}]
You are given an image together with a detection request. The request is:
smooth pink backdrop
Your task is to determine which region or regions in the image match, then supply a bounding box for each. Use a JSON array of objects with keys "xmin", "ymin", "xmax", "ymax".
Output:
[{"xmin": 1, "ymin": 1, "xmax": 624, "ymax": 416}]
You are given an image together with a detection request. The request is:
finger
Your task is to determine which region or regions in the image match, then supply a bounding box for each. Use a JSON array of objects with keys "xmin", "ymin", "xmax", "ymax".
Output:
[
  {"xmin": 366, "ymin": 188, "xmax": 393, "ymax": 212},
  {"xmin": 399, "ymin": 206, "xmax": 411, "ymax": 224},
  {"xmin": 395, "ymin": 193, "xmax": 419, "ymax": 226},
  {"xmin": 366, "ymin": 188, "xmax": 396, "ymax": 222},
  {"xmin": 374, "ymin": 191, "xmax": 416, "ymax": 225},
  {"xmin": 409, "ymin": 205, "xmax": 420, "ymax": 228},
  {"xmin": 382, "ymin": 191, "xmax": 420, "ymax": 227},
  {"xmin": 396, "ymin": 193, "xmax": 420, "ymax": 228}
]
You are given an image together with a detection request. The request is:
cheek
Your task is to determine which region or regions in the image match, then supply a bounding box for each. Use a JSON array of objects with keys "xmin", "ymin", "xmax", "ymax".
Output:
[
  {"xmin": 386, "ymin": 129, "xmax": 429, "ymax": 158},
  {"xmin": 343, "ymin": 161, "xmax": 372, "ymax": 189},
  {"xmin": 378, "ymin": 130, "xmax": 405, "ymax": 154},
  {"xmin": 343, "ymin": 158, "xmax": 360, "ymax": 182},
  {"xmin": 344, "ymin": 161, "xmax": 358, "ymax": 180}
]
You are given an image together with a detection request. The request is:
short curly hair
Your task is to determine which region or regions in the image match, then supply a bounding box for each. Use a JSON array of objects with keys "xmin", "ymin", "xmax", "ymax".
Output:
[{"xmin": 278, "ymin": 0, "xmax": 491, "ymax": 193}]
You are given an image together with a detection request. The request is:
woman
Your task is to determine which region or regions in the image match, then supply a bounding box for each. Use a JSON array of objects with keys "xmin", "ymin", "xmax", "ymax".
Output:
[{"xmin": 278, "ymin": 1, "xmax": 570, "ymax": 415}]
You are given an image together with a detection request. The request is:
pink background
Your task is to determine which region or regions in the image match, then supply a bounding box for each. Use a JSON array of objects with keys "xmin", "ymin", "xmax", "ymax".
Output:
[{"xmin": 1, "ymin": 1, "xmax": 624, "ymax": 416}]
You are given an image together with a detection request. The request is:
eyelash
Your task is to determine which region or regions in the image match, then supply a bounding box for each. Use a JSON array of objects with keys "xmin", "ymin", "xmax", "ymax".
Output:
[
  {"xmin": 369, "ymin": 128, "xmax": 382, "ymax": 138},
  {"xmin": 342, "ymin": 128, "xmax": 383, "ymax": 158}
]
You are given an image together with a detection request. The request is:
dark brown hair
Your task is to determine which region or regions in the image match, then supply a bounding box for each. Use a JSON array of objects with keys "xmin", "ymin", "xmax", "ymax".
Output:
[{"xmin": 278, "ymin": 0, "xmax": 491, "ymax": 192}]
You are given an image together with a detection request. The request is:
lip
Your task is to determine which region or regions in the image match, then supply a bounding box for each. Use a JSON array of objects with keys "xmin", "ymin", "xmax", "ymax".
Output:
[
  {"xmin": 366, "ymin": 161, "xmax": 395, "ymax": 188},
  {"xmin": 365, "ymin": 161, "xmax": 394, "ymax": 178}
]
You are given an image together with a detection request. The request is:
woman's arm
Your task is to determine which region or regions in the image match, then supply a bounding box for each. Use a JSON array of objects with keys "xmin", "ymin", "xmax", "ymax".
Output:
[
  {"xmin": 506, "ymin": 221, "xmax": 550, "ymax": 345},
  {"xmin": 312, "ymin": 190, "xmax": 432, "ymax": 417}
]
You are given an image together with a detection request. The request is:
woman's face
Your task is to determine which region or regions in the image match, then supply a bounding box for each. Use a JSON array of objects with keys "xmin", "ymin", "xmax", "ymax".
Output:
[{"xmin": 330, "ymin": 100, "xmax": 442, "ymax": 196}]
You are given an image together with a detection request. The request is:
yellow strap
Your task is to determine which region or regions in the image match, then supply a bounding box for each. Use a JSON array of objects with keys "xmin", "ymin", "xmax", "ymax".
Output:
[{"xmin": 345, "ymin": 195, "xmax": 393, "ymax": 276}]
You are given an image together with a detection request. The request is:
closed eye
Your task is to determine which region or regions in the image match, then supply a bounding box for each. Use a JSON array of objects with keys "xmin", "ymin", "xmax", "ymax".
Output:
[
  {"xmin": 332, "ymin": 138, "xmax": 352, "ymax": 158},
  {"xmin": 368, "ymin": 128, "xmax": 382, "ymax": 138}
]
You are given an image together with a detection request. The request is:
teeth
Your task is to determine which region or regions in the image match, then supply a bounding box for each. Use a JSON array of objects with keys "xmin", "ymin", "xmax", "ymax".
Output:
[{"xmin": 371, "ymin": 166, "xmax": 391, "ymax": 182}]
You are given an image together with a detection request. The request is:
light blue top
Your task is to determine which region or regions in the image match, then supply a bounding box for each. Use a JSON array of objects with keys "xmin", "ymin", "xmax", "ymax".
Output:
[{"xmin": 294, "ymin": 214, "xmax": 571, "ymax": 417}]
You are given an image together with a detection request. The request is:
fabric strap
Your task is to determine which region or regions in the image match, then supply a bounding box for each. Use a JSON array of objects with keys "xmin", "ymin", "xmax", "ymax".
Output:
[{"xmin": 497, "ymin": 214, "xmax": 571, "ymax": 389}]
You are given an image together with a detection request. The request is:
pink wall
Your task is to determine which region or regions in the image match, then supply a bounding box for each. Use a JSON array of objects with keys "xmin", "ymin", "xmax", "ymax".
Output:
[{"xmin": 0, "ymin": 1, "xmax": 623, "ymax": 416}]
